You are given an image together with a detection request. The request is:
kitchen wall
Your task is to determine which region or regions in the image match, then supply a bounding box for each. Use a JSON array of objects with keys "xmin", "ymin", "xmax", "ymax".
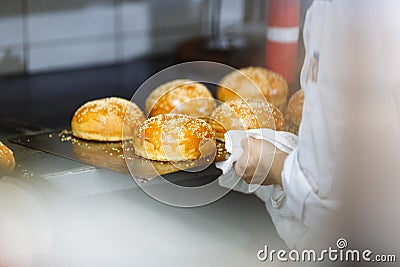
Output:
[
  {"xmin": 0, "ymin": 0, "xmax": 313, "ymax": 77},
  {"xmin": 0, "ymin": 0, "xmax": 245, "ymax": 76}
]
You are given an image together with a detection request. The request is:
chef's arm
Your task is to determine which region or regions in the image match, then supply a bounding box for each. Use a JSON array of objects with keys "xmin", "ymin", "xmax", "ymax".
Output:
[
  {"xmin": 266, "ymin": 149, "xmax": 287, "ymax": 187},
  {"xmin": 281, "ymin": 147, "xmax": 338, "ymax": 230},
  {"xmin": 234, "ymin": 138, "xmax": 337, "ymax": 230}
]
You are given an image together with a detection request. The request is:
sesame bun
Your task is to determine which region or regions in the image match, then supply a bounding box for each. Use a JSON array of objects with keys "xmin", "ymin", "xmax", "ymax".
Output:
[
  {"xmin": 210, "ymin": 99, "xmax": 285, "ymax": 142},
  {"xmin": 286, "ymin": 89, "xmax": 304, "ymax": 135},
  {"xmin": 0, "ymin": 142, "xmax": 15, "ymax": 171},
  {"xmin": 216, "ymin": 67, "xmax": 289, "ymax": 111},
  {"xmin": 71, "ymin": 97, "xmax": 145, "ymax": 142},
  {"xmin": 134, "ymin": 114, "xmax": 216, "ymax": 162},
  {"xmin": 145, "ymin": 79, "xmax": 216, "ymax": 118}
]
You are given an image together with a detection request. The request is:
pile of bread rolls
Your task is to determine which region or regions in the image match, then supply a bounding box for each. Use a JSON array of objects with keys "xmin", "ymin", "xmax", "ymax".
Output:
[{"xmin": 71, "ymin": 66, "xmax": 304, "ymax": 162}]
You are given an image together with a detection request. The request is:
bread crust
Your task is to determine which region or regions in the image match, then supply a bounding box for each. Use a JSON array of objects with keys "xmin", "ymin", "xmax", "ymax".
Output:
[
  {"xmin": 216, "ymin": 67, "xmax": 289, "ymax": 111},
  {"xmin": 0, "ymin": 142, "xmax": 15, "ymax": 171},
  {"xmin": 71, "ymin": 97, "xmax": 145, "ymax": 141},
  {"xmin": 210, "ymin": 99, "xmax": 285, "ymax": 142},
  {"xmin": 145, "ymin": 79, "xmax": 216, "ymax": 118},
  {"xmin": 134, "ymin": 114, "xmax": 216, "ymax": 162},
  {"xmin": 286, "ymin": 89, "xmax": 304, "ymax": 134}
]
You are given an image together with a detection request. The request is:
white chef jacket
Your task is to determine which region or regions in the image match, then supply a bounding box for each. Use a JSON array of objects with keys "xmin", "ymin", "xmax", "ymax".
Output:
[{"xmin": 282, "ymin": 0, "xmax": 400, "ymax": 231}]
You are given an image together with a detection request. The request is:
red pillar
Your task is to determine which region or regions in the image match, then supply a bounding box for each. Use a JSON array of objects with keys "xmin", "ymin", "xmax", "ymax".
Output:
[{"xmin": 266, "ymin": 0, "xmax": 300, "ymax": 84}]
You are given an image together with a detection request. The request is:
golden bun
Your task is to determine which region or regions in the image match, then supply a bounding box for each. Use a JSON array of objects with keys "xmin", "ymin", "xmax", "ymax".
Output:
[
  {"xmin": 286, "ymin": 89, "xmax": 304, "ymax": 134},
  {"xmin": 71, "ymin": 97, "xmax": 145, "ymax": 141},
  {"xmin": 134, "ymin": 114, "xmax": 216, "ymax": 162},
  {"xmin": 210, "ymin": 99, "xmax": 285, "ymax": 142},
  {"xmin": 216, "ymin": 66, "xmax": 289, "ymax": 111},
  {"xmin": 145, "ymin": 79, "xmax": 216, "ymax": 118},
  {"xmin": 0, "ymin": 142, "xmax": 15, "ymax": 171}
]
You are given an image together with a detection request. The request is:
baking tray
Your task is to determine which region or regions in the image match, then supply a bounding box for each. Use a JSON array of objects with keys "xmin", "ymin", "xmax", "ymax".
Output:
[{"xmin": 10, "ymin": 129, "xmax": 228, "ymax": 181}]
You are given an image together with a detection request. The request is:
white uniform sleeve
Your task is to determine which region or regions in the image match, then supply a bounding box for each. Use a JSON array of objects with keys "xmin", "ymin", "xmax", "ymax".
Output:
[
  {"xmin": 282, "ymin": 147, "xmax": 338, "ymax": 230},
  {"xmin": 282, "ymin": 0, "xmax": 400, "ymax": 231},
  {"xmin": 281, "ymin": 0, "xmax": 344, "ymax": 230}
]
